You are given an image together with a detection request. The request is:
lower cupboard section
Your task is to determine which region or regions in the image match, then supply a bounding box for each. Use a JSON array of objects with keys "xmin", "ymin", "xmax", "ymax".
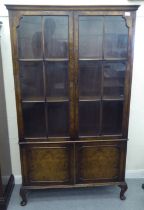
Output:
[
  {"xmin": 20, "ymin": 141, "xmax": 127, "ymax": 186},
  {"xmin": 20, "ymin": 143, "xmax": 74, "ymax": 185}
]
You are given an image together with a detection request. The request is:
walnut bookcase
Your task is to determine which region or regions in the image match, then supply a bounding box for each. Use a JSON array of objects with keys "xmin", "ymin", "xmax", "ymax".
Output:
[{"xmin": 6, "ymin": 5, "xmax": 139, "ymax": 205}]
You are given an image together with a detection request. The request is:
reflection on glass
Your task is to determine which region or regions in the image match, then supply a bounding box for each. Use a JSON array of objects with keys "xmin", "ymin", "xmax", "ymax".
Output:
[
  {"xmin": 102, "ymin": 101, "xmax": 123, "ymax": 135},
  {"xmin": 22, "ymin": 103, "xmax": 46, "ymax": 137},
  {"xmin": 20, "ymin": 62, "xmax": 44, "ymax": 100},
  {"xmin": 104, "ymin": 16, "xmax": 128, "ymax": 58},
  {"xmin": 17, "ymin": 16, "xmax": 42, "ymax": 58},
  {"xmin": 47, "ymin": 102, "xmax": 69, "ymax": 137},
  {"xmin": 46, "ymin": 61, "xmax": 68, "ymax": 99},
  {"xmin": 79, "ymin": 101, "xmax": 100, "ymax": 136},
  {"xmin": 103, "ymin": 62, "xmax": 126, "ymax": 99},
  {"xmin": 44, "ymin": 16, "xmax": 68, "ymax": 58},
  {"xmin": 79, "ymin": 61, "xmax": 102, "ymax": 99},
  {"xmin": 79, "ymin": 16, "xmax": 103, "ymax": 58}
]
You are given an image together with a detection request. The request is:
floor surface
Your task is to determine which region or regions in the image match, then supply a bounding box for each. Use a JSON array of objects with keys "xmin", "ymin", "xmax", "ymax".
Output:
[{"xmin": 8, "ymin": 179, "xmax": 144, "ymax": 210}]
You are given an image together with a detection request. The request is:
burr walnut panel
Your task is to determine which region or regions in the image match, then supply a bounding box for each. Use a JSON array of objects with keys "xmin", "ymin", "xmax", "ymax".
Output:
[
  {"xmin": 76, "ymin": 142, "xmax": 123, "ymax": 183},
  {"xmin": 22, "ymin": 143, "xmax": 74, "ymax": 185}
]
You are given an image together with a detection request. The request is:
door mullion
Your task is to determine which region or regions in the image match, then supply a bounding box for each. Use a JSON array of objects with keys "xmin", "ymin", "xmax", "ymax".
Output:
[
  {"xmin": 41, "ymin": 16, "xmax": 49, "ymax": 138},
  {"xmin": 73, "ymin": 12, "xmax": 79, "ymax": 139},
  {"xmin": 69, "ymin": 12, "xmax": 75, "ymax": 140}
]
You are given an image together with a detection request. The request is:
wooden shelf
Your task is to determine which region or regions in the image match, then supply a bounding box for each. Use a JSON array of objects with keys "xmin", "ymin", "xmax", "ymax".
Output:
[
  {"xmin": 79, "ymin": 96, "xmax": 101, "ymax": 102},
  {"xmin": 103, "ymin": 96, "xmax": 124, "ymax": 101},
  {"xmin": 104, "ymin": 58, "xmax": 127, "ymax": 61},
  {"xmin": 18, "ymin": 58, "xmax": 68, "ymax": 62},
  {"xmin": 19, "ymin": 58, "xmax": 126, "ymax": 63},
  {"xmin": 22, "ymin": 97, "xmax": 69, "ymax": 103},
  {"xmin": 79, "ymin": 58, "xmax": 102, "ymax": 61},
  {"xmin": 79, "ymin": 58, "xmax": 127, "ymax": 61},
  {"xmin": 46, "ymin": 97, "xmax": 69, "ymax": 103},
  {"xmin": 19, "ymin": 59, "xmax": 43, "ymax": 61},
  {"xmin": 22, "ymin": 100, "xmax": 45, "ymax": 103},
  {"xmin": 22, "ymin": 97, "xmax": 45, "ymax": 103},
  {"xmin": 44, "ymin": 58, "xmax": 69, "ymax": 62},
  {"xmin": 79, "ymin": 96, "xmax": 124, "ymax": 102}
]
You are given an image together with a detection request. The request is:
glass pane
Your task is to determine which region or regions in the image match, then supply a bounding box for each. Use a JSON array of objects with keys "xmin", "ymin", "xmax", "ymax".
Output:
[
  {"xmin": 79, "ymin": 101, "xmax": 100, "ymax": 136},
  {"xmin": 79, "ymin": 61, "xmax": 102, "ymax": 99},
  {"xmin": 102, "ymin": 101, "xmax": 123, "ymax": 135},
  {"xmin": 17, "ymin": 16, "xmax": 42, "ymax": 58},
  {"xmin": 104, "ymin": 16, "xmax": 128, "ymax": 58},
  {"xmin": 103, "ymin": 62, "xmax": 126, "ymax": 99},
  {"xmin": 19, "ymin": 62, "xmax": 44, "ymax": 100},
  {"xmin": 22, "ymin": 103, "xmax": 46, "ymax": 137},
  {"xmin": 79, "ymin": 16, "xmax": 103, "ymax": 58},
  {"xmin": 46, "ymin": 61, "xmax": 68, "ymax": 99},
  {"xmin": 47, "ymin": 102, "xmax": 69, "ymax": 137},
  {"xmin": 44, "ymin": 16, "xmax": 68, "ymax": 58}
]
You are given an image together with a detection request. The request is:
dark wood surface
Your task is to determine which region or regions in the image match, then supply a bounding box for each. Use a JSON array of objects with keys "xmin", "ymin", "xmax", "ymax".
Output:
[
  {"xmin": 6, "ymin": 5, "xmax": 139, "ymax": 11},
  {"xmin": 0, "ymin": 175, "xmax": 15, "ymax": 210},
  {"xmin": 0, "ymin": 27, "xmax": 15, "ymax": 209},
  {"xmin": 6, "ymin": 5, "xmax": 139, "ymax": 205}
]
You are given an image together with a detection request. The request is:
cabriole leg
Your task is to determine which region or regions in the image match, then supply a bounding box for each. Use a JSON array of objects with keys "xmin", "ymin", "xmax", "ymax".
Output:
[
  {"xmin": 118, "ymin": 182, "xmax": 128, "ymax": 200},
  {"xmin": 20, "ymin": 187, "xmax": 27, "ymax": 206}
]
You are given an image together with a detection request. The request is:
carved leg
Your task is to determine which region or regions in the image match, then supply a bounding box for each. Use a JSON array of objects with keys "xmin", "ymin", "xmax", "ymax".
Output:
[
  {"xmin": 118, "ymin": 182, "xmax": 128, "ymax": 200},
  {"xmin": 20, "ymin": 187, "xmax": 27, "ymax": 206},
  {"xmin": 142, "ymin": 184, "xmax": 144, "ymax": 189}
]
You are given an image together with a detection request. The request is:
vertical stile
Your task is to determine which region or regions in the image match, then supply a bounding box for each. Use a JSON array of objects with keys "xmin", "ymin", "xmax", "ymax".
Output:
[
  {"xmin": 42, "ymin": 16, "xmax": 49, "ymax": 139},
  {"xmin": 100, "ymin": 16, "xmax": 105, "ymax": 135}
]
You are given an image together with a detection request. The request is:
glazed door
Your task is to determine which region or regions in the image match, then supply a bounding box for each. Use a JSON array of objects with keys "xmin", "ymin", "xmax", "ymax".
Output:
[
  {"xmin": 74, "ymin": 12, "xmax": 129, "ymax": 139},
  {"xmin": 17, "ymin": 12, "xmax": 75, "ymax": 141}
]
